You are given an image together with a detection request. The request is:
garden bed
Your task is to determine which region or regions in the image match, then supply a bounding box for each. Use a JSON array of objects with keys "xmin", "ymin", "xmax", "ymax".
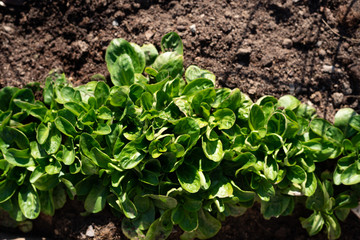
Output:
[{"xmin": 1, "ymin": 0, "xmax": 360, "ymax": 239}]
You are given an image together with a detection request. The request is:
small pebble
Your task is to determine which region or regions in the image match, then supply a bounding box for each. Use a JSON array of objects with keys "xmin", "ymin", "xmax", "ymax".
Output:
[
  {"xmin": 316, "ymin": 41, "xmax": 323, "ymax": 47},
  {"xmin": 144, "ymin": 30, "xmax": 154, "ymax": 40},
  {"xmin": 318, "ymin": 49, "xmax": 326, "ymax": 57},
  {"xmin": 343, "ymin": 81, "xmax": 352, "ymax": 95},
  {"xmin": 112, "ymin": 20, "xmax": 119, "ymax": 27},
  {"xmin": 322, "ymin": 65, "xmax": 342, "ymax": 74},
  {"xmin": 282, "ymin": 38, "xmax": 293, "ymax": 49},
  {"xmin": 332, "ymin": 92, "xmax": 344, "ymax": 107},
  {"xmin": 86, "ymin": 225, "xmax": 95, "ymax": 237},
  {"xmin": 190, "ymin": 24, "xmax": 196, "ymax": 34},
  {"xmin": 262, "ymin": 55, "xmax": 273, "ymax": 67},
  {"xmin": 3, "ymin": 25, "xmax": 14, "ymax": 33},
  {"xmin": 236, "ymin": 47, "xmax": 252, "ymax": 56},
  {"xmin": 248, "ymin": 87, "xmax": 257, "ymax": 95},
  {"xmin": 310, "ymin": 91, "xmax": 322, "ymax": 103},
  {"xmin": 224, "ymin": 10, "xmax": 232, "ymax": 18}
]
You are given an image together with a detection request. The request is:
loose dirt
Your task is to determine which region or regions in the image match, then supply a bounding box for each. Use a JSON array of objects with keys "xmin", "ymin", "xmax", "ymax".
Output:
[{"xmin": 1, "ymin": 0, "xmax": 360, "ymax": 239}]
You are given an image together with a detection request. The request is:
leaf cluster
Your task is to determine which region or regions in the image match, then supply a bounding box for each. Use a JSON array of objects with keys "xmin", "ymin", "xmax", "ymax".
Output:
[{"xmin": 1, "ymin": 32, "xmax": 360, "ymax": 240}]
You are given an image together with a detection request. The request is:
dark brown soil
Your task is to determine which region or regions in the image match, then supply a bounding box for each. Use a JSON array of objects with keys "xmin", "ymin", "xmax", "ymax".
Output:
[{"xmin": 1, "ymin": 0, "xmax": 360, "ymax": 239}]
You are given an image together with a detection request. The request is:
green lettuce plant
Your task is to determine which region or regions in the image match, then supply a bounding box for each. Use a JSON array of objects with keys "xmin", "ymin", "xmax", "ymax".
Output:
[{"xmin": 0, "ymin": 32, "xmax": 360, "ymax": 240}]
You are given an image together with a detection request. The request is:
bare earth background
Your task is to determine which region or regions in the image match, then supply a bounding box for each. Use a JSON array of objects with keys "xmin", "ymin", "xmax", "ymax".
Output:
[{"xmin": 1, "ymin": 0, "xmax": 360, "ymax": 239}]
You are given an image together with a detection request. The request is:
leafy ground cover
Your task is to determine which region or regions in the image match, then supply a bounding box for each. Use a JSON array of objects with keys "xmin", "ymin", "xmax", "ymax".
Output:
[
  {"xmin": 1, "ymin": 0, "xmax": 360, "ymax": 239},
  {"xmin": 1, "ymin": 31, "xmax": 360, "ymax": 240}
]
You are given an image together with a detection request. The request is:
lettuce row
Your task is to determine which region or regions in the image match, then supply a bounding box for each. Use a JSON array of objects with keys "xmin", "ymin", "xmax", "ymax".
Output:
[{"xmin": 0, "ymin": 32, "xmax": 360, "ymax": 240}]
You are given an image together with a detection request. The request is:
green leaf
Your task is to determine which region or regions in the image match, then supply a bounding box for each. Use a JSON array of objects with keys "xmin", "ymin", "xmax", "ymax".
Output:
[
  {"xmin": 213, "ymin": 108, "xmax": 236, "ymax": 130},
  {"xmin": 141, "ymin": 92, "xmax": 154, "ymax": 111},
  {"xmin": 303, "ymin": 138, "xmax": 340, "ymax": 161},
  {"xmin": 90, "ymin": 147, "xmax": 112, "ymax": 169},
  {"xmin": 31, "ymin": 173, "xmax": 59, "ymax": 191},
  {"xmin": 116, "ymin": 140, "xmax": 146, "ymax": 169},
  {"xmin": 182, "ymin": 197, "xmax": 202, "ymax": 212},
  {"xmin": 185, "ymin": 65, "xmax": 216, "ymax": 84},
  {"xmin": 173, "ymin": 117, "xmax": 200, "ymax": 143},
  {"xmin": 252, "ymin": 176, "xmax": 275, "ymax": 201},
  {"xmin": 43, "ymin": 124, "xmax": 62, "ymax": 155},
  {"xmin": 264, "ymin": 156, "xmax": 278, "ymax": 181},
  {"xmin": 310, "ymin": 118, "xmax": 344, "ymax": 143},
  {"xmin": 13, "ymin": 100, "xmax": 47, "ymax": 121},
  {"xmin": 287, "ymin": 165, "xmax": 306, "ymax": 184},
  {"xmin": 145, "ymin": 210, "xmax": 173, "ymax": 240},
  {"xmin": 334, "ymin": 108, "xmax": 357, "ymax": 138},
  {"xmin": 130, "ymin": 43, "xmax": 146, "ymax": 74},
  {"xmin": 62, "ymin": 140, "xmax": 75, "ymax": 165},
  {"xmin": 0, "ymin": 179, "xmax": 17, "ymax": 203},
  {"xmin": 79, "ymin": 133, "xmax": 101, "ymax": 159},
  {"xmin": 181, "ymin": 209, "xmax": 221, "ymax": 240},
  {"xmin": 119, "ymin": 192, "xmax": 138, "ymax": 219},
  {"xmin": 45, "ymin": 160, "xmax": 62, "ymax": 175},
  {"xmin": 261, "ymin": 194, "xmax": 291, "ymax": 219},
  {"xmin": 217, "ymin": 88, "xmax": 243, "ymax": 111},
  {"xmin": 0, "ymin": 86, "xmax": 19, "ymax": 111},
  {"xmin": 340, "ymin": 162, "xmax": 360, "ymax": 185},
  {"xmin": 121, "ymin": 218, "xmax": 146, "ymax": 239},
  {"xmin": 249, "ymin": 104, "xmax": 265, "ymax": 130},
  {"xmin": 75, "ymin": 176, "xmax": 97, "ymax": 196},
  {"xmin": 60, "ymin": 177, "xmax": 76, "ymax": 200},
  {"xmin": 202, "ymin": 137, "xmax": 224, "ymax": 162},
  {"xmin": 152, "ymin": 52, "xmax": 184, "ymax": 79},
  {"xmin": 36, "ymin": 123, "xmax": 49, "ymax": 145},
  {"xmin": 110, "ymin": 87, "xmax": 129, "ymax": 107},
  {"xmin": 54, "ymin": 86, "xmax": 76, "ymax": 104},
  {"xmin": 176, "ymin": 163, "xmax": 201, "ymax": 193},
  {"xmin": 278, "ymin": 95, "xmax": 300, "ymax": 110},
  {"xmin": 306, "ymin": 179, "xmax": 329, "ymax": 211},
  {"xmin": 106, "ymin": 38, "xmax": 145, "ymax": 74},
  {"xmin": 52, "ymin": 185, "xmax": 67, "ymax": 209},
  {"xmin": 233, "ymin": 152, "xmax": 257, "ymax": 173},
  {"xmin": 94, "ymin": 81, "xmax": 110, "ymax": 107},
  {"xmin": 54, "ymin": 116, "xmax": 78, "ymax": 137},
  {"xmin": 191, "ymin": 88, "xmax": 216, "ymax": 116},
  {"xmin": 93, "ymin": 123, "xmax": 112, "ymax": 135},
  {"xmin": 18, "ymin": 184, "xmax": 40, "ymax": 219},
  {"xmin": 1, "ymin": 126, "xmax": 30, "ymax": 149},
  {"xmin": 211, "ymin": 88, "xmax": 231, "ymax": 108},
  {"xmin": 142, "ymin": 43, "xmax": 159, "ymax": 66},
  {"xmin": 0, "ymin": 111, "xmax": 12, "ymax": 129},
  {"xmin": 161, "ymin": 32, "xmax": 183, "ymax": 55},
  {"xmin": 231, "ymin": 181, "xmax": 255, "ymax": 202},
  {"xmin": 10, "ymin": 88, "xmax": 35, "ymax": 112},
  {"xmin": 303, "ymin": 172, "xmax": 317, "ymax": 197},
  {"xmin": 182, "ymin": 78, "xmax": 214, "ymax": 97},
  {"xmin": 171, "ymin": 206, "xmax": 198, "ymax": 232},
  {"xmin": 324, "ymin": 214, "xmax": 341, "ymax": 240},
  {"xmin": 58, "ymin": 108, "xmax": 77, "ymax": 124},
  {"xmin": 335, "ymin": 208, "xmax": 350, "ymax": 222},
  {"xmin": 5, "ymin": 148, "xmax": 35, "ymax": 167},
  {"xmin": 349, "ymin": 115, "xmax": 360, "ymax": 132},
  {"xmin": 208, "ymin": 173, "xmax": 233, "ymax": 199},
  {"xmin": 39, "ymin": 190, "xmax": 55, "ymax": 216},
  {"xmin": 264, "ymin": 133, "xmax": 283, "ymax": 152},
  {"xmin": 300, "ymin": 211, "xmax": 324, "ymax": 236},
  {"xmin": 267, "ymin": 112, "xmax": 286, "ymax": 135},
  {"xmin": 245, "ymin": 131, "xmax": 262, "ymax": 151},
  {"xmin": 43, "ymin": 77, "xmax": 55, "ymax": 106},
  {"xmin": 145, "ymin": 194, "xmax": 177, "ymax": 210},
  {"xmin": 84, "ymin": 182, "xmax": 108, "ymax": 213},
  {"xmin": 110, "ymin": 54, "xmax": 135, "ymax": 86}
]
